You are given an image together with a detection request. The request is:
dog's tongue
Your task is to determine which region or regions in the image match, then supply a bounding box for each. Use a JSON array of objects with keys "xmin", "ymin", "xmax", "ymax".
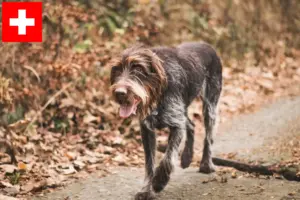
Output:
[{"xmin": 119, "ymin": 100, "xmax": 138, "ymax": 118}]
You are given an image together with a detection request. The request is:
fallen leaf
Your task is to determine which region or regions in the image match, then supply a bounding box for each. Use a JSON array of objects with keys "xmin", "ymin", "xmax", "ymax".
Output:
[
  {"xmin": 56, "ymin": 164, "xmax": 77, "ymax": 175},
  {"xmin": 256, "ymin": 78, "xmax": 274, "ymax": 91},
  {"xmin": 112, "ymin": 136, "xmax": 123, "ymax": 145},
  {"xmin": 21, "ymin": 180, "xmax": 47, "ymax": 193},
  {"xmin": 288, "ymin": 192, "xmax": 296, "ymax": 196},
  {"xmin": 112, "ymin": 154, "xmax": 126, "ymax": 165},
  {"xmin": 3, "ymin": 184, "xmax": 20, "ymax": 196},
  {"xmin": 0, "ymin": 181, "xmax": 13, "ymax": 188},
  {"xmin": 0, "ymin": 165, "xmax": 17, "ymax": 174},
  {"xmin": 64, "ymin": 152, "xmax": 77, "ymax": 161},
  {"xmin": 0, "ymin": 194, "xmax": 20, "ymax": 200},
  {"xmin": 83, "ymin": 112, "xmax": 98, "ymax": 124},
  {"xmin": 17, "ymin": 162, "xmax": 27, "ymax": 171},
  {"xmin": 231, "ymin": 171, "xmax": 237, "ymax": 178},
  {"xmin": 73, "ymin": 160, "xmax": 86, "ymax": 170}
]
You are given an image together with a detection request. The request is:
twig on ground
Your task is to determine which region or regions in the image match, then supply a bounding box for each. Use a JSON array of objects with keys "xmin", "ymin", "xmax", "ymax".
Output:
[
  {"xmin": 212, "ymin": 157, "xmax": 300, "ymax": 182},
  {"xmin": 24, "ymin": 65, "xmax": 41, "ymax": 82}
]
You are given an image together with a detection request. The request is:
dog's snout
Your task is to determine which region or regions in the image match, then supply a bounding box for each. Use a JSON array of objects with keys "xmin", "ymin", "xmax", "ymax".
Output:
[
  {"xmin": 115, "ymin": 87, "xmax": 127, "ymax": 95},
  {"xmin": 115, "ymin": 90, "xmax": 126, "ymax": 99},
  {"xmin": 114, "ymin": 87, "xmax": 128, "ymax": 102}
]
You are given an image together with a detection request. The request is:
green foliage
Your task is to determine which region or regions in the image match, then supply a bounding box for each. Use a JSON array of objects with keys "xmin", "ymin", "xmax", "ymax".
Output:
[
  {"xmin": 53, "ymin": 118, "xmax": 70, "ymax": 134},
  {"xmin": 6, "ymin": 171, "xmax": 21, "ymax": 185},
  {"xmin": 1, "ymin": 104, "xmax": 24, "ymax": 125},
  {"xmin": 98, "ymin": 8, "xmax": 135, "ymax": 36},
  {"xmin": 73, "ymin": 39, "xmax": 93, "ymax": 53}
]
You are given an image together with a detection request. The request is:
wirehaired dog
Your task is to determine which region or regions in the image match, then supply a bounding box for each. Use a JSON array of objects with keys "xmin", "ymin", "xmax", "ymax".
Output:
[{"xmin": 110, "ymin": 42, "xmax": 222, "ymax": 200}]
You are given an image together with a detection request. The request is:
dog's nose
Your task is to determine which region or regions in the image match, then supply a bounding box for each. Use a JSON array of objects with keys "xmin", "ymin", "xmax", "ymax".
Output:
[
  {"xmin": 115, "ymin": 90, "xmax": 126, "ymax": 99},
  {"xmin": 114, "ymin": 87, "xmax": 127, "ymax": 100}
]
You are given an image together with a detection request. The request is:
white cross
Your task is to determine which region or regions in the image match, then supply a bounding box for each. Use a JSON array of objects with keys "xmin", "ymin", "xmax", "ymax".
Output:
[{"xmin": 9, "ymin": 9, "xmax": 35, "ymax": 35}]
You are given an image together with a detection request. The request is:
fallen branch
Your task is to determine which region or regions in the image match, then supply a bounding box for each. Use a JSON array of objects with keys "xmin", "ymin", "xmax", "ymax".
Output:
[{"xmin": 212, "ymin": 157, "xmax": 300, "ymax": 182}]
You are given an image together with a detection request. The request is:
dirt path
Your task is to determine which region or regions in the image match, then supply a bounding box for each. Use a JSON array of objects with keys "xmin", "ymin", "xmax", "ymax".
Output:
[
  {"xmin": 34, "ymin": 96, "xmax": 300, "ymax": 200},
  {"xmin": 213, "ymin": 96, "xmax": 300, "ymax": 162},
  {"xmin": 33, "ymin": 167, "xmax": 300, "ymax": 200}
]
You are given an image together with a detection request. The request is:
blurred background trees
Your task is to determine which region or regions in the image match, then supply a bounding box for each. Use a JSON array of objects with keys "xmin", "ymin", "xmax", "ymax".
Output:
[{"xmin": 0, "ymin": 0, "xmax": 299, "ymax": 151}]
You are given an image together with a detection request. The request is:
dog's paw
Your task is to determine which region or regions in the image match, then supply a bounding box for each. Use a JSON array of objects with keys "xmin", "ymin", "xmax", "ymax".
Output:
[
  {"xmin": 180, "ymin": 147, "xmax": 193, "ymax": 169},
  {"xmin": 134, "ymin": 191, "xmax": 155, "ymax": 200},
  {"xmin": 199, "ymin": 161, "xmax": 216, "ymax": 174},
  {"xmin": 152, "ymin": 165, "xmax": 171, "ymax": 193}
]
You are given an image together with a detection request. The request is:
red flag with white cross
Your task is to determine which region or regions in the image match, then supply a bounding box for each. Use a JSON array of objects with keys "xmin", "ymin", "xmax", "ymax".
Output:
[{"xmin": 2, "ymin": 2, "xmax": 42, "ymax": 42}]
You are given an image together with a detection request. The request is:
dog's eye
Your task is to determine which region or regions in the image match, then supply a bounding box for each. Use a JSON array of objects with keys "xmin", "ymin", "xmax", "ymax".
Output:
[
  {"xmin": 112, "ymin": 66, "xmax": 122, "ymax": 74},
  {"xmin": 132, "ymin": 65, "xmax": 145, "ymax": 74},
  {"xmin": 111, "ymin": 66, "xmax": 123, "ymax": 83}
]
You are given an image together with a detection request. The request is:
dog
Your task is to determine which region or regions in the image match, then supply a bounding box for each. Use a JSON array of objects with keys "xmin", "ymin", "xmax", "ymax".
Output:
[{"xmin": 110, "ymin": 42, "xmax": 222, "ymax": 200}]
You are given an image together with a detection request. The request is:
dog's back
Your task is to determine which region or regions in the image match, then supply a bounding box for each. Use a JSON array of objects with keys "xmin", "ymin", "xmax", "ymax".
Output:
[{"xmin": 152, "ymin": 42, "xmax": 222, "ymax": 106}]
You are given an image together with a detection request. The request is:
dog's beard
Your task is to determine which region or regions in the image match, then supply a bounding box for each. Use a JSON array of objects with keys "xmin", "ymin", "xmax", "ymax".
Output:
[{"xmin": 111, "ymin": 79, "xmax": 148, "ymax": 118}]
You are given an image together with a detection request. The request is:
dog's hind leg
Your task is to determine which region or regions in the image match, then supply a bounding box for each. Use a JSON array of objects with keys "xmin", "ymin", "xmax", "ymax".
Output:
[
  {"xmin": 180, "ymin": 117, "xmax": 195, "ymax": 168},
  {"xmin": 199, "ymin": 77, "xmax": 221, "ymax": 174}
]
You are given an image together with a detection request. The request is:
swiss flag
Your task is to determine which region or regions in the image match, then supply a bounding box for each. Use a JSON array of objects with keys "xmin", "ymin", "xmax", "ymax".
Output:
[{"xmin": 2, "ymin": 2, "xmax": 42, "ymax": 42}]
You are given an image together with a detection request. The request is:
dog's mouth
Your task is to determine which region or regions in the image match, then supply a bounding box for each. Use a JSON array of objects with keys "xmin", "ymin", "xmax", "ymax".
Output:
[{"xmin": 119, "ymin": 98, "xmax": 141, "ymax": 118}]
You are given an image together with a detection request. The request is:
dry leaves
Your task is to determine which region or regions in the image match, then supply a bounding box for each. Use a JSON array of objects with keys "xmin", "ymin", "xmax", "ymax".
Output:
[{"xmin": 0, "ymin": 194, "xmax": 20, "ymax": 200}]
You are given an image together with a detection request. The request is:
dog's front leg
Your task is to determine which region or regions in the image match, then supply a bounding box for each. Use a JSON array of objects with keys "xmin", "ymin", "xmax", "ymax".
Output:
[
  {"xmin": 135, "ymin": 120, "xmax": 156, "ymax": 200},
  {"xmin": 152, "ymin": 125, "xmax": 184, "ymax": 193}
]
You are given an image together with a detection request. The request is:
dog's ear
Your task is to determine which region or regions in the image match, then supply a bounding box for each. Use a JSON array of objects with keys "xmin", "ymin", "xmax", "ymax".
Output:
[{"xmin": 149, "ymin": 52, "xmax": 167, "ymax": 89}]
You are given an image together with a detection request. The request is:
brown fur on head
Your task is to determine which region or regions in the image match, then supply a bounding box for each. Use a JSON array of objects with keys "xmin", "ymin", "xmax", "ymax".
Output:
[{"xmin": 110, "ymin": 45, "xmax": 167, "ymax": 119}]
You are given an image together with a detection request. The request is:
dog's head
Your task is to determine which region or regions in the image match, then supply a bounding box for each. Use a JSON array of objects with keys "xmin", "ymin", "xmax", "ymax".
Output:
[{"xmin": 110, "ymin": 46, "xmax": 167, "ymax": 119}]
